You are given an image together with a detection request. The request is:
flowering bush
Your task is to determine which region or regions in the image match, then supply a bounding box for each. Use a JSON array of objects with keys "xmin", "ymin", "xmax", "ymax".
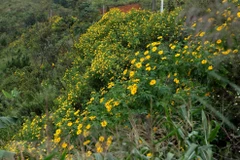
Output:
[{"xmin": 6, "ymin": 1, "xmax": 240, "ymax": 159}]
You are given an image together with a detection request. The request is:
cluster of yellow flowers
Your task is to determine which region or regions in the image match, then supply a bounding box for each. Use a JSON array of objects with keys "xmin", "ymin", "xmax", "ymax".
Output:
[
  {"xmin": 10, "ymin": 2, "xmax": 239, "ymax": 158},
  {"xmin": 127, "ymin": 84, "xmax": 138, "ymax": 95},
  {"xmin": 104, "ymin": 98, "xmax": 120, "ymax": 112},
  {"xmin": 54, "ymin": 129, "xmax": 61, "ymax": 143}
]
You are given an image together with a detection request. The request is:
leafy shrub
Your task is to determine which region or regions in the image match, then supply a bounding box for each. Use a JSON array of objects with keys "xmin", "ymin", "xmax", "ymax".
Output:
[{"xmin": 5, "ymin": 1, "xmax": 240, "ymax": 159}]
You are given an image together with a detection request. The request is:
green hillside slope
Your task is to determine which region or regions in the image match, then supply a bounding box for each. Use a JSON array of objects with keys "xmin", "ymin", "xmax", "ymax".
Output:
[{"xmin": 1, "ymin": 0, "xmax": 240, "ymax": 159}]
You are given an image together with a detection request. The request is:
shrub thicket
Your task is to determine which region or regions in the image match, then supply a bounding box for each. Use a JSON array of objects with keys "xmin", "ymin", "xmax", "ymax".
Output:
[{"xmin": 2, "ymin": 0, "xmax": 240, "ymax": 159}]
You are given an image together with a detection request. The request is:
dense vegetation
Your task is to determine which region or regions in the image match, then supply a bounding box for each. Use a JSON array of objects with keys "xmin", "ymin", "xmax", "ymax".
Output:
[{"xmin": 1, "ymin": 0, "xmax": 240, "ymax": 159}]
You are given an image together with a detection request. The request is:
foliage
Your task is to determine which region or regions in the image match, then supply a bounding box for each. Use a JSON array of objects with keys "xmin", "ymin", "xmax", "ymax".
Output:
[
  {"xmin": 0, "ymin": 0, "xmax": 102, "ymax": 149},
  {"xmin": 1, "ymin": 0, "xmax": 240, "ymax": 159}
]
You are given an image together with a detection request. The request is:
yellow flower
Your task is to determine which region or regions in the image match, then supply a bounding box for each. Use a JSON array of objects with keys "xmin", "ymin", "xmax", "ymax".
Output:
[
  {"xmin": 201, "ymin": 59, "xmax": 207, "ymax": 64},
  {"xmin": 67, "ymin": 122, "xmax": 73, "ymax": 127},
  {"xmin": 152, "ymin": 46, "xmax": 157, "ymax": 52},
  {"xmin": 222, "ymin": 49, "xmax": 231, "ymax": 55},
  {"xmin": 78, "ymin": 124, "xmax": 83, "ymax": 129},
  {"xmin": 153, "ymin": 127, "xmax": 158, "ymax": 132},
  {"xmin": 237, "ymin": 12, "xmax": 240, "ymax": 18},
  {"xmin": 140, "ymin": 57, "xmax": 145, "ymax": 62},
  {"xmin": 199, "ymin": 32, "xmax": 205, "ymax": 37},
  {"xmin": 106, "ymin": 136, "xmax": 113, "ymax": 147},
  {"xmin": 83, "ymin": 130, "xmax": 90, "ymax": 137},
  {"xmin": 105, "ymin": 101, "xmax": 112, "ymax": 112},
  {"xmin": 128, "ymin": 84, "xmax": 137, "ymax": 95},
  {"xmin": 86, "ymin": 151, "xmax": 92, "ymax": 157},
  {"xmin": 129, "ymin": 71, "xmax": 135, "ymax": 78},
  {"xmin": 192, "ymin": 52, "xmax": 197, "ymax": 56},
  {"xmin": 62, "ymin": 142, "xmax": 68, "ymax": 149},
  {"xmin": 216, "ymin": 26, "xmax": 223, "ymax": 31},
  {"xmin": 76, "ymin": 129, "xmax": 82, "ymax": 135},
  {"xmin": 174, "ymin": 78, "xmax": 180, "ymax": 84},
  {"xmin": 171, "ymin": 45, "xmax": 176, "ymax": 50},
  {"xmin": 83, "ymin": 140, "xmax": 91, "ymax": 145},
  {"xmin": 89, "ymin": 116, "xmax": 96, "ymax": 120},
  {"xmin": 146, "ymin": 66, "xmax": 151, "ymax": 71},
  {"xmin": 175, "ymin": 53, "xmax": 180, "ymax": 57},
  {"xmin": 55, "ymin": 129, "xmax": 61, "ymax": 135},
  {"xmin": 135, "ymin": 62, "xmax": 142, "ymax": 69},
  {"xmin": 144, "ymin": 50, "xmax": 149, "ymax": 55},
  {"xmin": 99, "ymin": 136, "xmax": 105, "ymax": 142},
  {"xmin": 107, "ymin": 139, "xmax": 112, "ymax": 147},
  {"xmin": 54, "ymin": 137, "xmax": 61, "ymax": 143},
  {"xmin": 147, "ymin": 153, "xmax": 152, "ymax": 157},
  {"xmin": 145, "ymin": 55, "xmax": 151, "ymax": 60},
  {"xmin": 135, "ymin": 51, "xmax": 139, "ymax": 56},
  {"xmin": 101, "ymin": 120, "xmax": 107, "ymax": 127},
  {"xmin": 149, "ymin": 80, "xmax": 156, "ymax": 85},
  {"xmin": 86, "ymin": 124, "xmax": 91, "ymax": 130},
  {"xmin": 216, "ymin": 39, "xmax": 222, "ymax": 44},
  {"xmin": 69, "ymin": 145, "xmax": 74, "ymax": 151},
  {"xmin": 114, "ymin": 101, "xmax": 120, "ymax": 106},
  {"xmin": 205, "ymin": 92, "xmax": 210, "ymax": 97},
  {"xmin": 123, "ymin": 69, "xmax": 127, "ymax": 75},
  {"xmin": 108, "ymin": 82, "xmax": 114, "ymax": 89},
  {"xmin": 74, "ymin": 110, "xmax": 80, "ymax": 116},
  {"xmin": 96, "ymin": 146, "xmax": 103, "ymax": 153},
  {"xmin": 233, "ymin": 49, "xmax": 238, "ymax": 54},
  {"xmin": 151, "ymin": 42, "xmax": 161, "ymax": 46},
  {"xmin": 158, "ymin": 50, "xmax": 163, "ymax": 55},
  {"xmin": 161, "ymin": 56, "xmax": 167, "ymax": 60},
  {"xmin": 100, "ymin": 98, "xmax": 104, "ymax": 103},
  {"xmin": 208, "ymin": 65, "xmax": 213, "ymax": 70},
  {"xmin": 95, "ymin": 142, "xmax": 101, "ymax": 148},
  {"xmin": 167, "ymin": 74, "xmax": 171, "ymax": 78},
  {"xmin": 131, "ymin": 59, "xmax": 136, "ymax": 64}
]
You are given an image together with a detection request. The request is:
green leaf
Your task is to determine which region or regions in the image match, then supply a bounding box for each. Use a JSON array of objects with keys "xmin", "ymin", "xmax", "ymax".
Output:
[
  {"xmin": 60, "ymin": 151, "xmax": 67, "ymax": 160},
  {"xmin": 105, "ymin": 153, "xmax": 117, "ymax": 160},
  {"xmin": 198, "ymin": 145, "xmax": 213, "ymax": 160},
  {"xmin": 202, "ymin": 110, "xmax": 208, "ymax": 144},
  {"xmin": 0, "ymin": 117, "xmax": 17, "ymax": 129},
  {"xmin": 93, "ymin": 153, "xmax": 103, "ymax": 160},
  {"xmin": 2, "ymin": 90, "xmax": 12, "ymax": 99},
  {"xmin": 172, "ymin": 122, "xmax": 185, "ymax": 139},
  {"xmin": 166, "ymin": 152, "xmax": 174, "ymax": 160},
  {"xmin": 208, "ymin": 122, "xmax": 220, "ymax": 142},
  {"xmin": 0, "ymin": 150, "xmax": 15, "ymax": 159},
  {"xmin": 183, "ymin": 143, "xmax": 198, "ymax": 160},
  {"xmin": 209, "ymin": 72, "xmax": 240, "ymax": 93},
  {"xmin": 154, "ymin": 128, "xmax": 178, "ymax": 144},
  {"xmin": 195, "ymin": 96, "xmax": 237, "ymax": 130},
  {"xmin": 180, "ymin": 105, "xmax": 192, "ymax": 127},
  {"xmin": 11, "ymin": 88, "xmax": 20, "ymax": 98},
  {"xmin": 44, "ymin": 152, "xmax": 56, "ymax": 160}
]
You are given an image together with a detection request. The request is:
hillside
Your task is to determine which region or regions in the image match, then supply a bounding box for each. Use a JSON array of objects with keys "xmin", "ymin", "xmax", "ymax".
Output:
[{"xmin": 1, "ymin": 0, "xmax": 240, "ymax": 159}]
